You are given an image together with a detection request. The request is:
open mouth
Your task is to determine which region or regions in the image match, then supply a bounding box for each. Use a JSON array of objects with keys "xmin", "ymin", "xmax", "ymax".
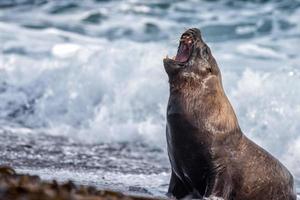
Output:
[{"xmin": 174, "ymin": 34, "xmax": 193, "ymax": 63}]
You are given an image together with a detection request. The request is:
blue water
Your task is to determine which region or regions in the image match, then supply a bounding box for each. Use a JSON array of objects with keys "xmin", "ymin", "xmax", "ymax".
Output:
[{"xmin": 0, "ymin": 0, "xmax": 299, "ymax": 198}]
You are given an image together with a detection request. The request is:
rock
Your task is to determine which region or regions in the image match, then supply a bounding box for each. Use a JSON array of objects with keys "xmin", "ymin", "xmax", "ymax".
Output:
[{"xmin": 0, "ymin": 166, "xmax": 160, "ymax": 200}]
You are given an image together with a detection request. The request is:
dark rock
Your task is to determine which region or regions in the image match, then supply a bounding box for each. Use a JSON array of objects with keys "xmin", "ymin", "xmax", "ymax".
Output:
[{"xmin": 0, "ymin": 165, "xmax": 161, "ymax": 200}]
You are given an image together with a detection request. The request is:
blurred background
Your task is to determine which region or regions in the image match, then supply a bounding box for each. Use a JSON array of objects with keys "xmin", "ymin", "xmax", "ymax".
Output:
[{"xmin": 0, "ymin": 0, "xmax": 299, "ymax": 198}]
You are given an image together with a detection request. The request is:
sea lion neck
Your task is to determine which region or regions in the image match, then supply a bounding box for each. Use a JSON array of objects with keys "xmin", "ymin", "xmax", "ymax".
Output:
[
  {"xmin": 165, "ymin": 28, "xmax": 241, "ymax": 137},
  {"xmin": 168, "ymin": 76, "xmax": 241, "ymax": 137},
  {"xmin": 168, "ymin": 76, "xmax": 203, "ymax": 93}
]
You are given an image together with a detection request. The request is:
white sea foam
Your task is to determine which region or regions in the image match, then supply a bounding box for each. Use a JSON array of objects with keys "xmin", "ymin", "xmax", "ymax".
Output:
[{"xmin": 52, "ymin": 43, "xmax": 81, "ymax": 58}]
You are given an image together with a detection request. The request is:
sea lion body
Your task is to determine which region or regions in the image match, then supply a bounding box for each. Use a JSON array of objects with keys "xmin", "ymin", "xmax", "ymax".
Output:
[{"xmin": 164, "ymin": 28, "xmax": 296, "ymax": 200}]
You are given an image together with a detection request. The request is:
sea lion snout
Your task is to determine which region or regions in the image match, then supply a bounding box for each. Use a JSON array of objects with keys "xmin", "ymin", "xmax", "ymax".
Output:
[
  {"xmin": 181, "ymin": 28, "xmax": 202, "ymax": 42},
  {"xmin": 163, "ymin": 28, "xmax": 202, "ymax": 76},
  {"xmin": 164, "ymin": 28, "xmax": 219, "ymax": 82}
]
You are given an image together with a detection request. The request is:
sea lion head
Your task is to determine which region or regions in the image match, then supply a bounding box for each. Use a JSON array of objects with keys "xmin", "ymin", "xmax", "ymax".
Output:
[
  {"xmin": 164, "ymin": 28, "xmax": 240, "ymax": 134},
  {"xmin": 163, "ymin": 28, "xmax": 221, "ymax": 88}
]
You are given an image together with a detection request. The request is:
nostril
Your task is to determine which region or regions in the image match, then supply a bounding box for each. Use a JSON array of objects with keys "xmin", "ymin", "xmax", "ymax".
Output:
[
  {"xmin": 181, "ymin": 33, "xmax": 194, "ymax": 42},
  {"xmin": 180, "ymin": 36, "xmax": 193, "ymax": 45},
  {"xmin": 184, "ymin": 28, "xmax": 201, "ymax": 40}
]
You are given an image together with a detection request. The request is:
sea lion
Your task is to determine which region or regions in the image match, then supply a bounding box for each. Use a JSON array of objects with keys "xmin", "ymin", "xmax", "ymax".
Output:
[{"xmin": 163, "ymin": 28, "xmax": 296, "ymax": 200}]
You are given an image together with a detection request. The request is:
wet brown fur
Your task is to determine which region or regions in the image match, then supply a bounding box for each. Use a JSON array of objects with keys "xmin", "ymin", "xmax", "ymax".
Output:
[{"xmin": 164, "ymin": 28, "xmax": 296, "ymax": 200}]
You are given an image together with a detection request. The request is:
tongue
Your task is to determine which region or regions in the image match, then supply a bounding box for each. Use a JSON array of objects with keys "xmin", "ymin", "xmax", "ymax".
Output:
[{"xmin": 175, "ymin": 43, "xmax": 189, "ymax": 62}]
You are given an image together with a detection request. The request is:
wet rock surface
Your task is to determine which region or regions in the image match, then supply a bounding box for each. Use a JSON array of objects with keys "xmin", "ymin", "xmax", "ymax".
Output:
[
  {"xmin": 0, "ymin": 131, "xmax": 169, "ymax": 197},
  {"xmin": 0, "ymin": 131, "xmax": 169, "ymax": 174},
  {"xmin": 0, "ymin": 166, "xmax": 161, "ymax": 200}
]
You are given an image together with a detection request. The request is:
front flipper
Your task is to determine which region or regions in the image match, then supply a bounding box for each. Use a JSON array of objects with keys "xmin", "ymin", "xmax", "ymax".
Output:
[
  {"xmin": 167, "ymin": 171, "xmax": 190, "ymax": 199},
  {"xmin": 205, "ymin": 169, "xmax": 233, "ymax": 200}
]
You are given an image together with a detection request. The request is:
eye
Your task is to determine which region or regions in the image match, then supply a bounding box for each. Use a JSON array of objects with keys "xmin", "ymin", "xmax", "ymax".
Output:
[{"xmin": 201, "ymin": 45, "xmax": 209, "ymax": 60}]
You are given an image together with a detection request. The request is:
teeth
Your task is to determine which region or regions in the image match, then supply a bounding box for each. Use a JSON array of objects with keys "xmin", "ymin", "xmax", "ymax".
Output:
[
  {"xmin": 180, "ymin": 37, "xmax": 193, "ymax": 44},
  {"xmin": 165, "ymin": 55, "xmax": 175, "ymax": 60}
]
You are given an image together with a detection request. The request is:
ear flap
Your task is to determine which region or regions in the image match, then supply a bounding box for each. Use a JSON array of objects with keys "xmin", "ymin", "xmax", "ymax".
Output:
[
  {"xmin": 200, "ymin": 45, "xmax": 213, "ymax": 73},
  {"xmin": 200, "ymin": 45, "xmax": 210, "ymax": 60}
]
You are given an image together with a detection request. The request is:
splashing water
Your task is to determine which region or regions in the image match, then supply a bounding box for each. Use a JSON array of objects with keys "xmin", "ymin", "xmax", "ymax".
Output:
[{"xmin": 0, "ymin": 0, "xmax": 300, "ymax": 198}]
